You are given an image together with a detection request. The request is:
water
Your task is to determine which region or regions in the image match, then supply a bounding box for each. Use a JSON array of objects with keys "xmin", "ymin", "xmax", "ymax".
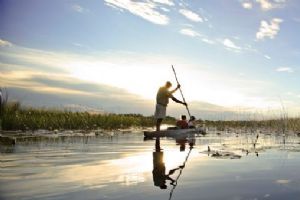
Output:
[{"xmin": 1, "ymin": 132, "xmax": 300, "ymax": 200}]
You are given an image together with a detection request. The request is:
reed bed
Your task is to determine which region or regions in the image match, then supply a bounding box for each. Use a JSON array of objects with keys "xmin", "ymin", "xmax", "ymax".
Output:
[
  {"xmin": 1, "ymin": 101, "xmax": 299, "ymax": 133},
  {"xmin": 0, "ymin": 102, "xmax": 176, "ymax": 131},
  {"xmin": 204, "ymin": 118, "xmax": 300, "ymax": 133}
]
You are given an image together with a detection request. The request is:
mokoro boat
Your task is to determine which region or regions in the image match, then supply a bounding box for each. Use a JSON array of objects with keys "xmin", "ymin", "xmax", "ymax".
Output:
[{"xmin": 144, "ymin": 127, "xmax": 206, "ymax": 138}]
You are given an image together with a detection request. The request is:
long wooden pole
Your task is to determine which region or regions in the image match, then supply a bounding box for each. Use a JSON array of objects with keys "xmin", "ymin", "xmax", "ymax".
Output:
[{"xmin": 172, "ymin": 65, "xmax": 191, "ymax": 118}]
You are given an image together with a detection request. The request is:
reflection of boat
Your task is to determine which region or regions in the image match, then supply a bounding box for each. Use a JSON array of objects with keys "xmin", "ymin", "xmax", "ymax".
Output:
[{"xmin": 144, "ymin": 128, "xmax": 205, "ymax": 138}]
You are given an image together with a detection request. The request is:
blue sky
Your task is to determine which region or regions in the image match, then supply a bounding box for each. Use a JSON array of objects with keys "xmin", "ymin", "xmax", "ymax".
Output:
[{"xmin": 0, "ymin": 0, "xmax": 300, "ymax": 119}]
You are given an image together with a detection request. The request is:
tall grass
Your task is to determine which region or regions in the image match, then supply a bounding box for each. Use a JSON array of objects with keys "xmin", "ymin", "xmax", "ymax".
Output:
[
  {"xmin": 1, "ymin": 102, "xmax": 299, "ymax": 132},
  {"xmin": 203, "ymin": 118, "xmax": 300, "ymax": 133},
  {"xmin": 0, "ymin": 102, "xmax": 176, "ymax": 131}
]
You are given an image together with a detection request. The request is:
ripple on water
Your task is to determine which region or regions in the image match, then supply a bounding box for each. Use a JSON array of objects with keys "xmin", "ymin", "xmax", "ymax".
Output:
[{"xmin": 0, "ymin": 133, "xmax": 300, "ymax": 200}]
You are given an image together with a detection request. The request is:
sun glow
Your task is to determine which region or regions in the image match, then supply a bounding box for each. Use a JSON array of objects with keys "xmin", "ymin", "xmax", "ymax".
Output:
[
  {"xmin": 69, "ymin": 60, "xmax": 280, "ymax": 110},
  {"xmin": 1, "ymin": 43, "xmax": 291, "ymax": 112},
  {"xmin": 59, "ymin": 148, "xmax": 196, "ymax": 188},
  {"xmin": 69, "ymin": 60, "xmax": 173, "ymax": 100}
]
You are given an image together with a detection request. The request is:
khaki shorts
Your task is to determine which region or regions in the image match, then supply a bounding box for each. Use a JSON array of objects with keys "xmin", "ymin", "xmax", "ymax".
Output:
[{"xmin": 154, "ymin": 104, "xmax": 167, "ymax": 119}]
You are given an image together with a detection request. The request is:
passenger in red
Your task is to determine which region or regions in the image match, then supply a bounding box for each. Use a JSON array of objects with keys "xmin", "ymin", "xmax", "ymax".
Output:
[{"xmin": 176, "ymin": 115, "xmax": 189, "ymax": 129}]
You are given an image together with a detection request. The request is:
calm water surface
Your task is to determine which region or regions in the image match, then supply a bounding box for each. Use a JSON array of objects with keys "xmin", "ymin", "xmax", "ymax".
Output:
[{"xmin": 1, "ymin": 132, "xmax": 300, "ymax": 200}]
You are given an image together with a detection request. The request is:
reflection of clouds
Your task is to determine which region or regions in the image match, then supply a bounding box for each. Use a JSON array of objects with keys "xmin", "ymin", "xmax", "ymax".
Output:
[
  {"xmin": 58, "ymin": 147, "xmax": 197, "ymax": 188},
  {"xmin": 275, "ymin": 179, "xmax": 290, "ymax": 184},
  {"xmin": 275, "ymin": 179, "xmax": 300, "ymax": 190},
  {"xmin": 59, "ymin": 153, "xmax": 153, "ymax": 188},
  {"xmin": 116, "ymin": 173, "xmax": 146, "ymax": 186}
]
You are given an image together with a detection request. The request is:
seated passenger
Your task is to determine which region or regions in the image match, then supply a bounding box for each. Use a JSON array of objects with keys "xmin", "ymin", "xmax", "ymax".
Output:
[
  {"xmin": 188, "ymin": 116, "xmax": 196, "ymax": 128},
  {"xmin": 176, "ymin": 115, "xmax": 188, "ymax": 129}
]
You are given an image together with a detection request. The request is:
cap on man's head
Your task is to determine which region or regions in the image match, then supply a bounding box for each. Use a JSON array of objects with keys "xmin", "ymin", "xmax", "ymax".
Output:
[{"xmin": 165, "ymin": 81, "xmax": 172, "ymax": 87}]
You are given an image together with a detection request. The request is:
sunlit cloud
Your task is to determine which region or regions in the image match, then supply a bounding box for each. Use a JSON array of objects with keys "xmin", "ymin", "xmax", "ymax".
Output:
[
  {"xmin": 256, "ymin": 0, "xmax": 286, "ymax": 11},
  {"xmin": 201, "ymin": 38, "xmax": 215, "ymax": 45},
  {"xmin": 223, "ymin": 39, "xmax": 241, "ymax": 51},
  {"xmin": 0, "ymin": 39, "xmax": 13, "ymax": 47},
  {"xmin": 1, "ymin": 42, "xmax": 299, "ymax": 117},
  {"xmin": 242, "ymin": 2, "xmax": 253, "ymax": 9},
  {"xmin": 152, "ymin": 0, "xmax": 174, "ymax": 6},
  {"xmin": 0, "ymin": 70, "xmax": 91, "ymax": 96},
  {"xmin": 179, "ymin": 28, "xmax": 201, "ymax": 37},
  {"xmin": 264, "ymin": 55, "xmax": 271, "ymax": 59},
  {"xmin": 72, "ymin": 4, "xmax": 89, "ymax": 13},
  {"xmin": 104, "ymin": 0, "xmax": 169, "ymax": 25},
  {"xmin": 275, "ymin": 67, "xmax": 294, "ymax": 73},
  {"xmin": 179, "ymin": 9, "xmax": 203, "ymax": 22},
  {"xmin": 256, "ymin": 0, "xmax": 273, "ymax": 10},
  {"xmin": 160, "ymin": 7, "xmax": 170, "ymax": 12},
  {"xmin": 275, "ymin": 179, "xmax": 290, "ymax": 184},
  {"xmin": 240, "ymin": 0, "xmax": 286, "ymax": 11},
  {"xmin": 256, "ymin": 18, "xmax": 283, "ymax": 40}
]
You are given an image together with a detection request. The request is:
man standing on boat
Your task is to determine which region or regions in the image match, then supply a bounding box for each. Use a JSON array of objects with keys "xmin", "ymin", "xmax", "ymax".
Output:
[{"xmin": 155, "ymin": 81, "xmax": 187, "ymax": 131}]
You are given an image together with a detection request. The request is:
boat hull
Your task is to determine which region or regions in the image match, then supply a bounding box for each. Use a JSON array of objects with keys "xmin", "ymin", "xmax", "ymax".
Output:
[{"xmin": 144, "ymin": 128, "xmax": 205, "ymax": 138}]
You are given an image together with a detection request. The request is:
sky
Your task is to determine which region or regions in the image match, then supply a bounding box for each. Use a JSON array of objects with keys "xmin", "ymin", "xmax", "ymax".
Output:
[{"xmin": 0, "ymin": 0, "xmax": 300, "ymax": 119}]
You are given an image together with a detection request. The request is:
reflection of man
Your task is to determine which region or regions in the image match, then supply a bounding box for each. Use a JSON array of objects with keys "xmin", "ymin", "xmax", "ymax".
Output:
[
  {"xmin": 176, "ymin": 137, "xmax": 195, "ymax": 152},
  {"xmin": 176, "ymin": 138, "xmax": 187, "ymax": 152},
  {"xmin": 152, "ymin": 138, "xmax": 180, "ymax": 189}
]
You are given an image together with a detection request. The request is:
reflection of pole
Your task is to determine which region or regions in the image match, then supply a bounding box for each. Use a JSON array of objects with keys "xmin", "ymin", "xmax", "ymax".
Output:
[{"xmin": 168, "ymin": 146, "xmax": 193, "ymax": 200}]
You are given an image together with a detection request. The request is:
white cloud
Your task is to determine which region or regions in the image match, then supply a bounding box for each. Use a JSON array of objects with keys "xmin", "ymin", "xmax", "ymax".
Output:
[
  {"xmin": 256, "ymin": 0, "xmax": 286, "ymax": 11},
  {"xmin": 179, "ymin": 28, "xmax": 201, "ymax": 37},
  {"xmin": 223, "ymin": 39, "xmax": 241, "ymax": 50},
  {"xmin": 264, "ymin": 55, "xmax": 271, "ymax": 59},
  {"xmin": 179, "ymin": 9, "xmax": 203, "ymax": 22},
  {"xmin": 160, "ymin": 7, "xmax": 170, "ymax": 12},
  {"xmin": 201, "ymin": 38, "xmax": 215, "ymax": 45},
  {"xmin": 72, "ymin": 4, "xmax": 89, "ymax": 13},
  {"xmin": 242, "ymin": 2, "xmax": 253, "ymax": 9},
  {"xmin": 0, "ymin": 39, "xmax": 13, "ymax": 47},
  {"xmin": 256, "ymin": 18, "xmax": 283, "ymax": 40},
  {"xmin": 275, "ymin": 179, "xmax": 290, "ymax": 184},
  {"xmin": 152, "ymin": 0, "xmax": 174, "ymax": 6},
  {"xmin": 256, "ymin": 0, "xmax": 273, "ymax": 10},
  {"xmin": 276, "ymin": 67, "xmax": 294, "ymax": 73},
  {"xmin": 243, "ymin": 44, "xmax": 258, "ymax": 53},
  {"xmin": 104, "ymin": 0, "xmax": 169, "ymax": 25}
]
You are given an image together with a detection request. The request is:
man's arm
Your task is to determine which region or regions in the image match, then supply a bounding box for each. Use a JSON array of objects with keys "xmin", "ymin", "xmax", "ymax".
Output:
[
  {"xmin": 169, "ymin": 84, "xmax": 181, "ymax": 94},
  {"xmin": 171, "ymin": 97, "xmax": 187, "ymax": 106}
]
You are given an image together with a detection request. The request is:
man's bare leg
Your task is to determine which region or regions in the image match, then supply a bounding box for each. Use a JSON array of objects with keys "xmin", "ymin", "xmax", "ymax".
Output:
[{"xmin": 156, "ymin": 118, "xmax": 163, "ymax": 131}]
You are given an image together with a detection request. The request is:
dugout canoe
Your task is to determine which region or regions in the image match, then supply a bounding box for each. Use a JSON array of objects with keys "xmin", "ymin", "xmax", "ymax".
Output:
[{"xmin": 144, "ymin": 127, "xmax": 206, "ymax": 138}]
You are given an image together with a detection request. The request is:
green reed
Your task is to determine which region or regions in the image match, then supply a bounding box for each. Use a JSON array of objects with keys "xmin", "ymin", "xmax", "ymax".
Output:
[
  {"xmin": 204, "ymin": 118, "xmax": 300, "ymax": 133},
  {"xmin": 0, "ymin": 102, "xmax": 176, "ymax": 131}
]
